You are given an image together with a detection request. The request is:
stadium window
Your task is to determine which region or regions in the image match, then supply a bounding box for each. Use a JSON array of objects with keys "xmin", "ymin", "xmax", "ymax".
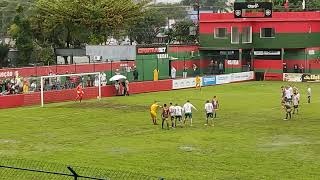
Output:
[
  {"xmin": 214, "ymin": 28, "xmax": 227, "ymax": 39},
  {"xmin": 231, "ymin": 27, "xmax": 240, "ymax": 44},
  {"xmin": 260, "ymin": 28, "xmax": 275, "ymax": 38},
  {"xmin": 242, "ymin": 26, "xmax": 252, "ymax": 43}
]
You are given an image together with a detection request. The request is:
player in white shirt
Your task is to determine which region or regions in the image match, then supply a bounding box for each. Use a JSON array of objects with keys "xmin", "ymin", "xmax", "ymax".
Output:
[
  {"xmin": 284, "ymin": 86, "xmax": 292, "ymax": 102},
  {"xmin": 169, "ymin": 103, "xmax": 176, "ymax": 128},
  {"xmin": 183, "ymin": 100, "xmax": 198, "ymax": 126},
  {"xmin": 307, "ymin": 86, "xmax": 311, "ymax": 103},
  {"xmin": 174, "ymin": 104, "xmax": 183, "ymax": 126},
  {"xmin": 204, "ymin": 100, "xmax": 214, "ymax": 126},
  {"xmin": 292, "ymin": 92, "xmax": 300, "ymax": 114}
]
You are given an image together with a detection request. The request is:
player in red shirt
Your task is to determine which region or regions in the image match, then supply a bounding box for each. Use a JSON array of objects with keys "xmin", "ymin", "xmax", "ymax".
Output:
[{"xmin": 75, "ymin": 84, "xmax": 84, "ymax": 102}]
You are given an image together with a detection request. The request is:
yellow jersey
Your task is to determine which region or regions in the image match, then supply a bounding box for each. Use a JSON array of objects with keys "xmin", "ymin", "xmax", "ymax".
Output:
[
  {"xmin": 153, "ymin": 69, "xmax": 159, "ymax": 81},
  {"xmin": 195, "ymin": 76, "xmax": 201, "ymax": 83},
  {"xmin": 150, "ymin": 103, "xmax": 159, "ymax": 112}
]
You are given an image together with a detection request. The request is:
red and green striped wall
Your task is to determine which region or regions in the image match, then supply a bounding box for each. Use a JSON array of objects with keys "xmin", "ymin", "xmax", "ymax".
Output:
[{"xmin": 199, "ymin": 12, "xmax": 320, "ymax": 49}]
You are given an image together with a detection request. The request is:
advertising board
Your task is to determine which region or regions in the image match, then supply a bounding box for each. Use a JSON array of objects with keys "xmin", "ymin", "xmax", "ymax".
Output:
[
  {"xmin": 283, "ymin": 73, "xmax": 303, "ymax": 82},
  {"xmin": 172, "ymin": 77, "xmax": 198, "ymax": 89},
  {"xmin": 202, "ymin": 76, "xmax": 216, "ymax": 86}
]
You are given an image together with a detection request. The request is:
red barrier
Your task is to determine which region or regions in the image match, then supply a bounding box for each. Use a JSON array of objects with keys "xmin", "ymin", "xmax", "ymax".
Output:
[
  {"xmin": 129, "ymin": 80, "xmax": 172, "ymax": 94},
  {"xmin": 0, "ymin": 79, "xmax": 172, "ymax": 109},
  {"xmin": 0, "ymin": 62, "xmax": 136, "ymax": 78},
  {"xmin": 0, "ymin": 94, "xmax": 24, "ymax": 108}
]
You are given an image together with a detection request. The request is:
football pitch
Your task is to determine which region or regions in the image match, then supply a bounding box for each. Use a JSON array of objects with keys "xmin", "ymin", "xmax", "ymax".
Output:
[{"xmin": 1, "ymin": 81, "xmax": 320, "ymax": 179}]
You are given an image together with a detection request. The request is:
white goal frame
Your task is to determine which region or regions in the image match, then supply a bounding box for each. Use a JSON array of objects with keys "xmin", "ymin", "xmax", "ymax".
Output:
[{"xmin": 40, "ymin": 72, "xmax": 101, "ymax": 107}]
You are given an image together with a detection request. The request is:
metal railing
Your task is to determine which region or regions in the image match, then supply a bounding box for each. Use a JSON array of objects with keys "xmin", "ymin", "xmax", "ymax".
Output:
[{"xmin": 0, "ymin": 158, "xmax": 173, "ymax": 180}]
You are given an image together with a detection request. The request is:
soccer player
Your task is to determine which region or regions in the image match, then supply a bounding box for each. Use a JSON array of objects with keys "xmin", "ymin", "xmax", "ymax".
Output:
[
  {"xmin": 75, "ymin": 84, "xmax": 84, "ymax": 102},
  {"xmin": 161, "ymin": 104, "xmax": 170, "ymax": 130},
  {"xmin": 284, "ymin": 86, "xmax": 292, "ymax": 102},
  {"xmin": 195, "ymin": 76, "xmax": 201, "ymax": 90},
  {"xmin": 204, "ymin": 100, "xmax": 214, "ymax": 126},
  {"xmin": 292, "ymin": 92, "xmax": 300, "ymax": 114},
  {"xmin": 212, "ymin": 96, "xmax": 219, "ymax": 118},
  {"xmin": 283, "ymin": 97, "xmax": 292, "ymax": 120},
  {"xmin": 150, "ymin": 101, "xmax": 161, "ymax": 125},
  {"xmin": 183, "ymin": 100, "xmax": 197, "ymax": 126},
  {"xmin": 307, "ymin": 86, "xmax": 311, "ymax": 103},
  {"xmin": 169, "ymin": 103, "xmax": 176, "ymax": 128},
  {"xmin": 175, "ymin": 104, "xmax": 183, "ymax": 127}
]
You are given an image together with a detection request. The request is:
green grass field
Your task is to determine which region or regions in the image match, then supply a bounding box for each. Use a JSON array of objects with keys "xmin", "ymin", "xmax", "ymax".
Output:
[{"xmin": 1, "ymin": 81, "xmax": 320, "ymax": 179}]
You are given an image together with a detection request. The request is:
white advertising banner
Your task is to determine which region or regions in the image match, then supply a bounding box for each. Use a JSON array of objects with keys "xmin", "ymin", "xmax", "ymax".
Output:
[
  {"xmin": 172, "ymin": 77, "xmax": 203, "ymax": 89},
  {"xmin": 216, "ymin": 74, "xmax": 231, "ymax": 85},
  {"xmin": 283, "ymin": 73, "xmax": 303, "ymax": 82},
  {"xmin": 230, "ymin": 71, "xmax": 254, "ymax": 82}
]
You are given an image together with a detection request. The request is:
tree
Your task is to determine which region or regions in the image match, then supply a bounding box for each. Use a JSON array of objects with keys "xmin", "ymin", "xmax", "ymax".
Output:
[
  {"xmin": 0, "ymin": 43, "xmax": 9, "ymax": 68},
  {"xmin": 8, "ymin": 5, "xmax": 34, "ymax": 66},
  {"xmin": 171, "ymin": 20, "xmax": 197, "ymax": 44},
  {"xmin": 127, "ymin": 9, "xmax": 167, "ymax": 44}
]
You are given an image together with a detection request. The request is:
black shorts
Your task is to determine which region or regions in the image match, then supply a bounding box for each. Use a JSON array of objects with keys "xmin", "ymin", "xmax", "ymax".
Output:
[
  {"xmin": 206, "ymin": 113, "xmax": 213, "ymax": 118},
  {"xmin": 175, "ymin": 115, "xmax": 182, "ymax": 120},
  {"xmin": 185, "ymin": 113, "xmax": 192, "ymax": 119},
  {"xmin": 170, "ymin": 116, "xmax": 175, "ymax": 121},
  {"xmin": 294, "ymin": 105, "xmax": 298, "ymax": 108}
]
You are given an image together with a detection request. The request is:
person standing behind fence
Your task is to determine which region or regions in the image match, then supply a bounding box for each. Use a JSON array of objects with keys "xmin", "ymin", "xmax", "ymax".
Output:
[
  {"xmin": 125, "ymin": 80, "xmax": 129, "ymax": 96},
  {"xmin": 209, "ymin": 60, "xmax": 214, "ymax": 75},
  {"xmin": 219, "ymin": 61, "xmax": 224, "ymax": 74},
  {"xmin": 115, "ymin": 80, "xmax": 120, "ymax": 96},
  {"xmin": 171, "ymin": 66, "xmax": 176, "ymax": 79},
  {"xmin": 153, "ymin": 68, "xmax": 159, "ymax": 81},
  {"xmin": 193, "ymin": 64, "xmax": 198, "ymax": 77},
  {"xmin": 133, "ymin": 66, "xmax": 139, "ymax": 81},
  {"xmin": 183, "ymin": 66, "xmax": 188, "ymax": 78}
]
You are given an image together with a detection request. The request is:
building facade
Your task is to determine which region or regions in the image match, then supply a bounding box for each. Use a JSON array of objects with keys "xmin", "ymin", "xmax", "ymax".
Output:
[{"xmin": 199, "ymin": 12, "xmax": 320, "ymax": 80}]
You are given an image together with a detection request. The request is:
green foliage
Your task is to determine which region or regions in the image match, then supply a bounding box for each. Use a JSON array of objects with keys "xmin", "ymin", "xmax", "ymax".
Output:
[
  {"xmin": 181, "ymin": 0, "xmax": 226, "ymax": 6},
  {"xmin": 31, "ymin": 0, "xmax": 148, "ymax": 47},
  {"xmin": 128, "ymin": 9, "xmax": 167, "ymax": 44},
  {"xmin": 8, "ymin": 5, "xmax": 34, "ymax": 66},
  {"xmin": 0, "ymin": 43, "xmax": 9, "ymax": 67},
  {"xmin": 31, "ymin": 43, "xmax": 55, "ymax": 65},
  {"xmin": 170, "ymin": 20, "xmax": 197, "ymax": 44}
]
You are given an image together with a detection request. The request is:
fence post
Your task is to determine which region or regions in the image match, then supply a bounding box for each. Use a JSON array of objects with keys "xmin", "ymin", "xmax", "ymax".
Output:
[{"xmin": 67, "ymin": 166, "xmax": 79, "ymax": 180}]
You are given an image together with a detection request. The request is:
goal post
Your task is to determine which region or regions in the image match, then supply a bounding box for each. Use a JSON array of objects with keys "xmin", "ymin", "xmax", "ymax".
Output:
[{"xmin": 40, "ymin": 72, "xmax": 102, "ymax": 107}]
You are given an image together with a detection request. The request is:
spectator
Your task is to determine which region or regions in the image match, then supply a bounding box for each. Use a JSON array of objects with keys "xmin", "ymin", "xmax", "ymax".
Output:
[
  {"xmin": 193, "ymin": 64, "xmax": 198, "ymax": 77},
  {"xmin": 247, "ymin": 62, "xmax": 251, "ymax": 71},
  {"xmin": 121, "ymin": 81, "xmax": 126, "ymax": 96},
  {"xmin": 283, "ymin": 63, "xmax": 287, "ymax": 73},
  {"xmin": 23, "ymin": 79, "xmax": 29, "ymax": 93},
  {"xmin": 133, "ymin": 66, "xmax": 139, "ymax": 81},
  {"xmin": 219, "ymin": 61, "xmax": 224, "ymax": 74},
  {"xmin": 171, "ymin": 66, "xmax": 176, "ymax": 79},
  {"xmin": 214, "ymin": 61, "xmax": 219, "ymax": 74},
  {"xmin": 115, "ymin": 80, "xmax": 120, "ymax": 96},
  {"xmin": 183, "ymin": 65, "xmax": 188, "ymax": 78},
  {"xmin": 208, "ymin": 60, "xmax": 214, "ymax": 75},
  {"xmin": 294, "ymin": 64, "xmax": 299, "ymax": 73},
  {"xmin": 115, "ymin": 69, "xmax": 121, "ymax": 75},
  {"xmin": 30, "ymin": 80, "xmax": 37, "ymax": 92},
  {"xmin": 125, "ymin": 80, "xmax": 129, "ymax": 96},
  {"xmin": 299, "ymin": 64, "xmax": 304, "ymax": 73}
]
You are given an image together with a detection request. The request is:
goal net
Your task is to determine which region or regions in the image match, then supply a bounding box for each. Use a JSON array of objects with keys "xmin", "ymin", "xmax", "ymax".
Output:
[{"xmin": 40, "ymin": 72, "xmax": 103, "ymax": 107}]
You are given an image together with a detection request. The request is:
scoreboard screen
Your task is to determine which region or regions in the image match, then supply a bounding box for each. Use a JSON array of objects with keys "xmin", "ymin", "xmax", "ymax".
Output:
[{"xmin": 234, "ymin": 2, "xmax": 272, "ymax": 18}]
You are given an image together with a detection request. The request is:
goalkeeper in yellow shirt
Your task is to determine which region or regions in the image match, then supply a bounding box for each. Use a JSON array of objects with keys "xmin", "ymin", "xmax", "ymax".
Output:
[
  {"xmin": 150, "ymin": 101, "xmax": 162, "ymax": 125},
  {"xmin": 195, "ymin": 76, "xmax": 201, "ymax": 90}
]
